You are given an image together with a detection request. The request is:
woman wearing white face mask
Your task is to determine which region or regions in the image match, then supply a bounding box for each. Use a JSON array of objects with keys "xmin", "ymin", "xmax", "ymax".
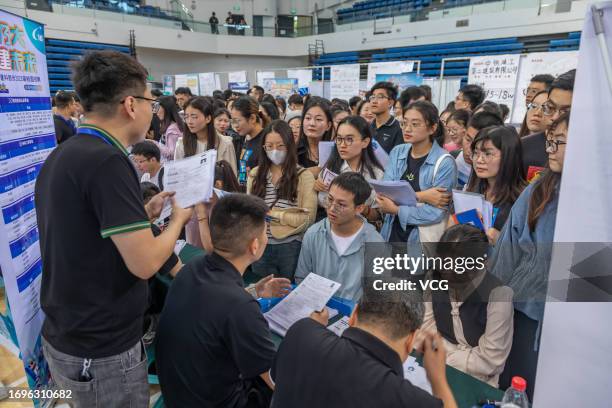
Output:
[{"xmin": 247, "ymin": 120, "xmax": 318, "ymax": 281}]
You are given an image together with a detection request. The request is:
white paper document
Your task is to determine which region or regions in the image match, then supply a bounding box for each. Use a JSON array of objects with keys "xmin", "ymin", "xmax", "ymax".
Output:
[
  {"xmin": 318, "ymin": 141, "xmax": 335, "ymax": 167},
  {"xmin": 154, "ymin": 201, "xmax": 173, "ymax": 227},
  {"xmin": 369, "ymin": 180, "xmax": 417, "ymax": 206},
  {"xmin": 451, "ymin": 190, "xmax": 494, "ymax": 230},
  {"xmin": 321, "ymin": 168, "xmax": 338, "ymax": 186},
  {"xmin": 327, "ymin": 316, "xmax": 350, "ymax": 336},
  {"xmin": 162, "ymin": 150, "xmax": 217, "ymax": 208},
  {"xmin": 265, "ymin": 273, "xmax": 341, "ymax": 337},
  {"xmin": 403, "ymin": 356, "xmax": 433, "ymax": 394}
]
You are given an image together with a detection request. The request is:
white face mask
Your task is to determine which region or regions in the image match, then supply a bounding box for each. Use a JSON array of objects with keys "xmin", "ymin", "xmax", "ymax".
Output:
[{"xmin": 266, "ymin": 149, "xmax": 287, "ymax": 165}]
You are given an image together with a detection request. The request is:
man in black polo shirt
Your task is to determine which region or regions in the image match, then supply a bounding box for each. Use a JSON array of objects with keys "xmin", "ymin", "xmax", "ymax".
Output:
[
  {"xmin": 36, "ymin": 50, "xmax": 193, "ymax": 407},
  {"xmin": 155, "ymin": 194, "xmax": 292, "ymax": 408},
  {"xmin": 369, "ymin": 81, "xmax": 403, "ymax": 154},
  {"xmin": 271, "ymin": 280, "xmax": 458, "ymax": 408},
  {"xmin": 52, "ymin": 90, "xmax": 77, "ymax": 143},
  {"xmin": 522, "ymin": 69, "xmax": 574, "ymax": 174}
]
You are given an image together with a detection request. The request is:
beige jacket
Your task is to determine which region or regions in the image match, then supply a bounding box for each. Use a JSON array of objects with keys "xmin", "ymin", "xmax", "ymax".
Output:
[{"xmin": 174, "ymin": 133, "xmax": 237, "ymax": 176}]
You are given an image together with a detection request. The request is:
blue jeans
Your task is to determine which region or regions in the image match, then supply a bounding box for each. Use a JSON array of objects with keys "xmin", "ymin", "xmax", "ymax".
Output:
[
  {"xmin": 42, "ymin": 337, "xmax": 149, "ymax": 408},
  {"xmin": 251, "ymin": 240, "xmax": 302, "ymax": 281}
]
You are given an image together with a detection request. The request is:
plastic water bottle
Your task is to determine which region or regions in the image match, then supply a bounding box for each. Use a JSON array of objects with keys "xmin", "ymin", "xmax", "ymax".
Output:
[{"xmin": 501, "ymin": 376, "xmax": 529, "ymax": 408}]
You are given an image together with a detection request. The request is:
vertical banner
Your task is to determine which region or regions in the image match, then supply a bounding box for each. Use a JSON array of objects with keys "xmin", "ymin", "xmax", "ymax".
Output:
[
  {"xmin": 0, "ymin": 10, "xmax": 54, "ymax": 403},
  {"xmin": 257, "ymin": 71, "xmax": 275, "ymax": 87},
  {"xmin": 330, "ymin": 64, "xmax": 360, "ymax": 101},
  {"xmin": 162, "ymin": 75, "xmax": 174, "ymax": 95},
  {"xmin": 198, "ymin": 72, "xmax": 217, "ymax": 96},
  {"xmin": 214, "ymin": 73, "xmax": 222, "ymax": 91},
  {"xmin": 511, "ymin": 51, "xmax": 578, "ymax": 123},
  {"xmin": 228, "ymin": 70, "xmax": 247, "ymax": 83},
  {"xmin": 367, "ymin": 61, "xmax": 415, "ymax": 89},
  {"xmin": 286, "ymin": 69, "xmax": 312, "ymax": 94},
  {"xmin": 468, "ymin": 54, "xmax": 521, "ymax": 122}
]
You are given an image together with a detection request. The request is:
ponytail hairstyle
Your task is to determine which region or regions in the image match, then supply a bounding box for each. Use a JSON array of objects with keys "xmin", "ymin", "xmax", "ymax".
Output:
[
  {"xmin": 324, "ymin": 115, "xmax": 383, "ymax": 179},
  {"xmin": 527, "ymin": 112, "xmax": 570, "ymax": 231},
  {"xmin": 403, "ymin": 100, "xmax": 444, "ymax": 146},
  {"xmin": 233, "ymin": 95, "xmax": 269, "ymax": 132},
  {"xmin": 182, "ymin": 96, "xmax": 217, "ymax": 157},
  {"xmin": 251, "ymin": 120, "xmax": 299, "ymax": 201}
]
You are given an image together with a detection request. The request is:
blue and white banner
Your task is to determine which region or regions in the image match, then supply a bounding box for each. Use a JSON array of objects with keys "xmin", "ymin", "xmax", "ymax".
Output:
[{"xmin": 0, "ymin": 9, "xmax": 54, "ymax": 403}]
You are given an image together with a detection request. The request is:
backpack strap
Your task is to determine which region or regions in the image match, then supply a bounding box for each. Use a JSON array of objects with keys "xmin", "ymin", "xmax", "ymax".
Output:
[{"xmin": 431, "ymin": 153, "xmax": 454, "ymax": 184}]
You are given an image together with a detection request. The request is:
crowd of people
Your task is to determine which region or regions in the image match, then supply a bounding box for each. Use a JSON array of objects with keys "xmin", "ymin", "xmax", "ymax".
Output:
[{"xmin": 42, "ymin": 49, "xmax": 574, "ymax": 407}]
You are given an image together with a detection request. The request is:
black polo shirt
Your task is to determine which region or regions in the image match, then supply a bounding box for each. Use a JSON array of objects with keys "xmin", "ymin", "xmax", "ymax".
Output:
[
  {"xmin": 371, "ymin": 115, "xmax": 404, "ymax": 154},
  {"xmin": 271, "ymin": 318, "xmax": 443, "ymax": 408},
  {"xmin": 53, "ymin": 114, "xmax": 76, "ymax": 143},
  {"xmin": 155, "ymin": 253, "xmax": 276, "ymax": 408},
  {"xmin": 521, "ymin": 131, "xmax": 547, "ymax": 174},
  {"xmin": 36, "ymin": 124, "xmax": 152, "ymax": 358}
]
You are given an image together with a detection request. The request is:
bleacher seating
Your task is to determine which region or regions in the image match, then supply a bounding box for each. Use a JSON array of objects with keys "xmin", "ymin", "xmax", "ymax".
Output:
[
  {"xmin": 313, "ymin": 32, "xmax": 580, "ymax": 81},
  {"xmin": 46, "ymin": 38, "xmax": 131, "ymax": 93},
  {"xmin": 50, "ymin": 0, "xmax": 182, "ymax": 23}
]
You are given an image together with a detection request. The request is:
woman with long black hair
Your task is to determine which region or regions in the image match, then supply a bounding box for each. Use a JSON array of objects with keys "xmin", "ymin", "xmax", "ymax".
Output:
[{"xmin": 155, "ymin": 95, "xmax": 185, "ymax": 161}]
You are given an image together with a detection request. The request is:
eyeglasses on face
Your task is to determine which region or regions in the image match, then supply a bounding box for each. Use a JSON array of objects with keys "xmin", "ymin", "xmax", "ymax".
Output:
[
  {"xmin": 119, "ymin": 95, "xmax": 159, "ymax": 113},
  {"xmin": 368, "ymin": 94, "xmax": 390, "ymax": 102},
  {"xmin": 542, "ymin": 102, "xmax": 570, "ymax": 117},
  {"xmin": 326, "ymin": 196, "xmax": 349, "ymax": 213},
  {"xmin": 527, "ymin": 102, "xmax": 544, "ymax": 112},
  {"xmin": 471, "ymin": 149, "xmax": 499, "ymax": 162},
  {"xmin": 545, "ymin": 138, "xmax": 567, "ymax": 153},
  {"xmin": 335, "ymin": 136, "xmax": 361, "ymax": 146}
]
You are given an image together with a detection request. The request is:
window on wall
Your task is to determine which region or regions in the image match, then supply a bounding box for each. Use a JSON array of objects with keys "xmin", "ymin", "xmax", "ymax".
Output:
[
  {"xmin": 277, "ymin": 15, "xmax": 313, "ymax": 37},
  {"xmin": 317, "ymin": 18, "xmax": 334, "ymax": 34}
]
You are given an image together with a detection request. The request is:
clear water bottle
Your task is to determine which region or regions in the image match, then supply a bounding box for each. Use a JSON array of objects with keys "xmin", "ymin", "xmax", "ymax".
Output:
[{"xmin": 501, "ymin": 376, "xmax": 529, "ymax": 408}]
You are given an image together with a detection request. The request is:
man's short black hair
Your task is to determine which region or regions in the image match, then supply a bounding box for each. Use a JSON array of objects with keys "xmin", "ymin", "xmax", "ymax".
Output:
[
  {"xmin": 175, "ymin": 87, "xmax": 193, "ymax": 96},
  {"xmin": 288, "ymin": 93, "xmax": 303, "ymax": 106},
  {"xmin": 358, "ymin": 277, "xmax": 424, "ymax": 339},
  {"xmin": 151, "ymin": 89, "xmax": 163, "ymax": 98},
  {"xmin": 370, "ymin": 81, "xmax": 398, "ymax": 102},
  {"xmin": 250, "ymin": 85, "xmax": 264, "ymax": 94},
  {"xmin": 474, "ymin": 100, "xmax": 503, "ymax": 118},
  {"xmin": 54, "ymin": 90, "xmax": 75, "ymax": 109},
  {"xmin": 140, "ymin": 181, "xmax": 161, "ymax": 204},
  {"xmin": 210, "ymin": 194, "xmax": 269, "ymax": 256},
  {"xmin": 349, "ymin": 96, "xmax": 362, "ymax": 109},
  {"xmin": 419, "ymin": 84, "xmax": 432, "ymax": 101},
  {"xmin": 71, "ymin": 50, "xmax": 148, "ymax": 116},
  {"xmin": 459, "ymin": 84, "xmax": 485, "ymax": 109},
  {"xmin": 131, "ymin": 141, "xmax": 161, "ymax": 162},
  {"xmin": 399, "ymin": 86, "xmax": 427, "ymax": 109},
  {"xmin": 467, "ymin": 111, "xmax": 504, "ymax": 131},
  {"xmin": 329, "ymin": 172, "xmax": 372, "ymax": 207},
  {"xmin": 530, "ymin": 74, "xmax": 555, "ymax": 88},
  {"xmin": 550, "ymin": 69, "xmax": 576, "ymax": 93}
]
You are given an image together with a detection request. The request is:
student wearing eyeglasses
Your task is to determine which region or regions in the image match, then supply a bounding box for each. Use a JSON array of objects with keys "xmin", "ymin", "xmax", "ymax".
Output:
[
  {"xmin": 518, "ymin": 90, "xmax": 552, "ymax": 138},
  {"xmin": 463, "ymin": 126, "xmax": 527, "ymax": 245},
  {"xmin": 489, "ymin": 112, "xmax": 570, "ymax": 399},
  {"xmin": 369, "ymin": 81, "xmax": 404, "ymax": 154},
  {"xmin": 522, "ymin": 70, "xmax": 574, "ymax": 174},
  {"xmin": 314, "ymin": 116, "xmax": 384, "ymax": 224}
]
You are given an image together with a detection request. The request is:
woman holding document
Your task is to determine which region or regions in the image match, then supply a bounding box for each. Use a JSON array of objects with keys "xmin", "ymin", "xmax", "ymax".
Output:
[
  {"xmin": 464, "ymin": 126, "xmax": 527, "ymax": 244},
  {"xmin": 315, "ymin": 115, "xmax": 384, "ymax": 224},
  {"xmin": 377, "ymin": 101, "xmax": 457, "ymax": 246},
  {"xmin": 174, "ymin": 96, "xmax": 238, "ymax": 248},
  {"xmin": 248, "ymin": 120, "xmax": 318, "ymax": 281}
]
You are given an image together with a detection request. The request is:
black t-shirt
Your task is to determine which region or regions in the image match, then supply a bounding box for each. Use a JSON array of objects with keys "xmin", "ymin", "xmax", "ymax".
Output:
[
  {"xmin": 521, "ymin": 131, "xmax": 547, "ymax": 174},
  {"xmin": 53, "ymin": 114, "xmax": 76, "ymax": 144},
  {"xmin": 36, "ymin": 126, "xmax": 151, "ymax": 358},
  {"xmin": 156, "ymin": 253, "xmax": 276, "ymax": 408},
  {"xmin": 238, "ymin": 130, "xmax": 264, "ymax": 185},
  {"xmin": 389, "ymin": 150, "xmax": 426, "ymax": 243},
  {"xmin": 371, "ymin": 116, "xmax": 404, "ymax": 154},
  {"xmin": 271, "ymin": 318, "xmax": 443, "ymax": 408}
]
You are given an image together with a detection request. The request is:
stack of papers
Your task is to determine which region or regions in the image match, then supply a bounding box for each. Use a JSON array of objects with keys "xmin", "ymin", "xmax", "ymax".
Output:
[
  {"xmin": 369, "ymin": 180, "xmax": 417, "ymax": 206},
  {"xmin": 452, "ymin": 190, "xmax": 494, "ymax": 230},
  {"xmin": 264, "ymin": 273, "xmax": 341, "ymax": 337},
  {"xmin": 403, "ymin": 356, "xmax": 433, "ymax": 394},
  {"xmin": 318, "ymin": 141, "xmax": 335, "ymax": 167}
]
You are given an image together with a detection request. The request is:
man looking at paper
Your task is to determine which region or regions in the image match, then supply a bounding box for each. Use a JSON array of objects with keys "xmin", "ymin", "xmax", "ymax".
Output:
[
  {"xmin": 270, "ymin": 279, "xmax": 458, "ymax": 408},
  {"xmin": 295, "ymin": 172, "xmax": 384, "ymax": 301},
  {"xmin": 155, "ymin": 194, "xmax": 292, "ymax": 408},
  {"xmin": 36, "ymin": 50, "xmax": 193, "ymax": 407}
]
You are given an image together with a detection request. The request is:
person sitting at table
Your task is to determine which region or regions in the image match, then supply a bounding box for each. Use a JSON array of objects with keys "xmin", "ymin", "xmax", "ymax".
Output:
[
  {"xmin": 155, "ymin": 194, "xmax": 292, "ymax": 408},
  {"xmin": 295, "ymin": 172, "xmax": 384, "ymax": 301},
  {"xmin": 270, "ymin": 279, "xmax": 458, "ymax": 408},
  {"xmin": 416, "ymin": 224, "xmax": 514, "ymax": 388}
]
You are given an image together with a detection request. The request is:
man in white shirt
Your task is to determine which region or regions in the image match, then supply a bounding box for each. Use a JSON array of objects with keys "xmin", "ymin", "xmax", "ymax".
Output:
[
  {"xmin": 295, "ymin": 172, "xmax": 384, "ymax": 301},
  {"xmin": 132, "ymin": 141, "xmax": 164, "ymax": 189}
]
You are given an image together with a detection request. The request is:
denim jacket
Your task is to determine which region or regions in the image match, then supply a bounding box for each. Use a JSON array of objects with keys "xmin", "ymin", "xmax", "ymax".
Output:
[{"xmin": 380, "ymin": 141, "xmax": 457, "ymax": 244}]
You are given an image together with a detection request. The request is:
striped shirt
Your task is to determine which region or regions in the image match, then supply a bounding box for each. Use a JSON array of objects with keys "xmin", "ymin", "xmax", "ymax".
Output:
[{"xmin": 264, "ymin": 172, "xmax": 299, "ymax": 244}]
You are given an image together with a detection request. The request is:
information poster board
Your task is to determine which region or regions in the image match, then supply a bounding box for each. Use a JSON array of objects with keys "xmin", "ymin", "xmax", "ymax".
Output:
[
  {"xmin": 286, "ymin": 69, "xmax": 312, "ymax": 94},
  {"xmin": 228, "ymin": 81, "xmax": 249, "ymax": 92},
  {"xmin": 263, "ymin": 78, "xmax": 298, "ymax": 98},
  {"xmin": 330, "ymin": 64, "xmax": 360, "ymax": 101},
  {"xmin": 468, "ymin": 54, "xmax": 521, "ymax": 122},
  {"xmin": 163, "ymin": 75, "xmax": 173, "ymax": 95},
  {"xmin": 257, "ymin": 71, "xmax": 275, "ymax": 87},
  {"xmin": 375, "ymin": 72, "xmax": 422, "ymax": 90},
  {"xmin": 198, "ymin": 72, "xmax": 217, "ymax": 96},
  {"xmin": 367, "ymin": 61, "xmax": 415, "ymax": 89},
  {"xmin": 175, "ymin": 73, "xmax": 199, "ymax": 95},
  {"xmin": 228, "ymin": 70, "xmax": 247, "ymax": 83},
  {"xmin": 0, "ymin": 10, "xmax": 54, "ymax": 404}
]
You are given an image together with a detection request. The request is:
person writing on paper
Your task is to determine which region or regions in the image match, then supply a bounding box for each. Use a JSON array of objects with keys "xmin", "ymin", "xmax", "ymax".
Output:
[
  {"xmin": 489, "ymin": 112, "xmax": 569, "ymax": 398},
  {"xmin": 231, "ymin": 96, "xmax": 269, "ymax": 186},
  {"xmin": 270, "ymin": 279, "xmax": 457, "ymax": 408},
  {"xmin": 297, "ymin": 97, "xmax": 334, "ymax": 177},
  {"xmin": 463, "ymin": 126, "xmax": 527, "ymax": 245},
  {"xmin": 155, "ymin": 95, "xmax": 185, "ymax": 162},
  {"xmin": 369, "ymin": 81, "xmax": 404, "ymax": 154},
  {"xmin": 315, "ymin": 116, "xmax": 384, "ymax": 224},
  {"xmin": 457, "ymin": 112, "xmax": 504, "ymax": 190},
  {"xmin": 295, "ymin": 172, "xmax": 384, "ymax": 301},
  {"xmin": 156, "ymin": 194, "xmax": 292, "ymax": 408},
  {"xmin": 247, "ymin": 120, "xmax": 317, "ymax": 281},
  {"xmin": 378, "ymin": 101, "xmax": 457, "ymax": 246},
  {"xmin": 175, "ymin": 97, "xmax": 237, "ymax": 249},
  {"xmin": 417, "ymin": 225, "xmax": 513, "ymax": 387},
  {"xmin": 35, "ymin": 50, "xmax": 194, "ymax": 408}
]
